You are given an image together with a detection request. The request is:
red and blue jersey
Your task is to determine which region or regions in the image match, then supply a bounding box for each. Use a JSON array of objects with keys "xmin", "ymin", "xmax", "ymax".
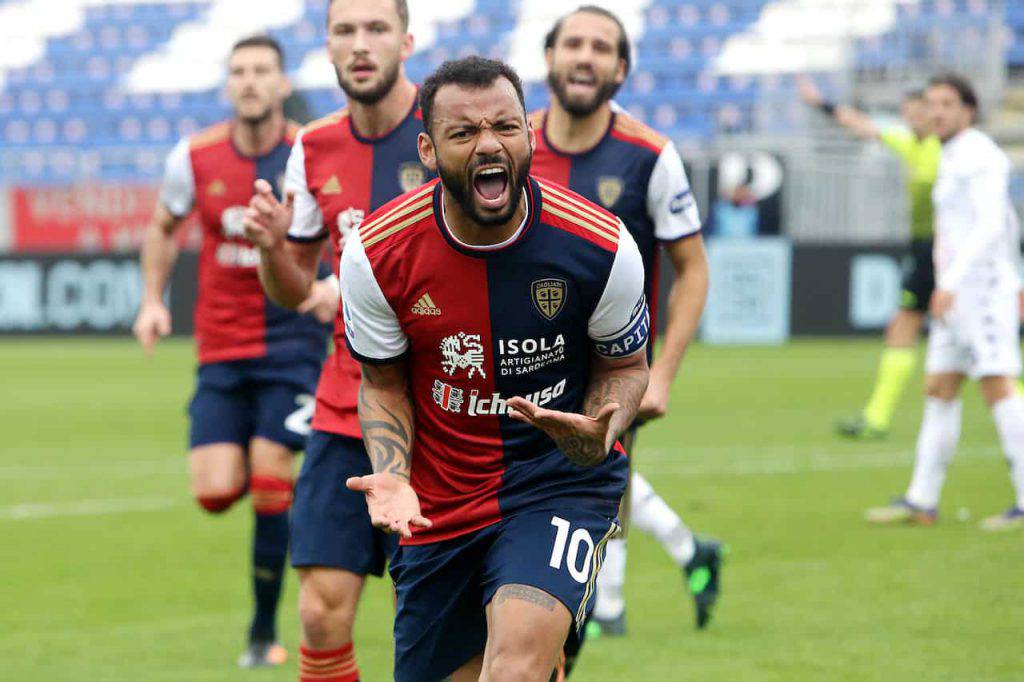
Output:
[
  {"xmin": 529, "ymin": 108, "xmax": 701, "ymax": 327},
  {"xmin": 285, "ymin": 101, "xmax": 432, "ymax": 439},
  {"xmin": 341, "ymin": 176, "xmax": 649, "ymax": 545},
  {"xmin": 160, "ymin": 121, "xmax": 331, "ymax": 366}
]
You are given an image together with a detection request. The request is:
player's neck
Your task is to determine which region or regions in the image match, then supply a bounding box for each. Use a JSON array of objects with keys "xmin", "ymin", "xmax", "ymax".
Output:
[
  {"xmin": 348, "ymin": 77, "xmax": 418, "ymax": 139},
  {"xmin": 544, "ymin": 101, "xmax": 612, "ymax": 154},
  {"xmin": 442, "ymin": 189, "xmax": 528, "ymax": 248},
  {"xmin": 232, "ymin": 111, "xmax": 285, "ymax": 157}
]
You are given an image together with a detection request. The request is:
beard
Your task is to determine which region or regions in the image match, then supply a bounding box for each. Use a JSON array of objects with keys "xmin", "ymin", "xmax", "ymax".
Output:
[
  {"xmin": 335, "ymin": 59, "xmax": 401, "ymax": 106},
  {"xmin": 239, "ymin": 103, "xmax": 273, "ymax": 127},
  {"xmin": 438, "ymin": 149, "xmax": 532, "ymax": 227},
  {"xmin": 546, "ymin": 69, "xmax": 620, "ymax": 117}
]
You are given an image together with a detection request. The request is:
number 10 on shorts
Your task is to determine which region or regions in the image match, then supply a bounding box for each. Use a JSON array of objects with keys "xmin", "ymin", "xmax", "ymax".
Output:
[{"xmin": 548, "ymin": 516, "xmax": 595, "ymax": 584}]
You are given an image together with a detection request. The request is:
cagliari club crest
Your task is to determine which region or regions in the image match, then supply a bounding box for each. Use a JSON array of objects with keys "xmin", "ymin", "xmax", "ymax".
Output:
[
  {"xmin": 399, "ymin": 162, "xmax": 427, "ymax": 192},
  {"xmin": 597, "ymin": 176, "xmax": 623, "ymax": 208},
  {"xmin": 532, "ymin": 278, "xmax": 567, "ymax": 321}
]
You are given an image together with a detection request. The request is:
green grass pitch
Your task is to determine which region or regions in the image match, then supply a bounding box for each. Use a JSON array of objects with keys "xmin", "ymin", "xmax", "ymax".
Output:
[{"xmin": 2, "ymin": 338, "xmax": 1022, "ymax": 680}]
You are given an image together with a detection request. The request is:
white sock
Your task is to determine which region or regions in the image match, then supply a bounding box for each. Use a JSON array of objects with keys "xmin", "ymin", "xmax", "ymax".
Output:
[
  {"xmin": 992, "ymin": 394, "xmax": 1024, "ymax": 510},
  {"xmin": 906, "ymin": 398, "xmax": 962, "ymax": 509},
  {"xmin": 630, "ymin": 472, "xmax": 696, "ymax": 567},
  {"xmin": 593, "ymin": 537, "xmax": 626, "ymax": 620}
]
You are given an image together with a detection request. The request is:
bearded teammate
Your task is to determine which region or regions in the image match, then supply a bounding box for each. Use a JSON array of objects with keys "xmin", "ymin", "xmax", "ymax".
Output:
[
  {"xmin": 341, "ymin": 56, "xmax": 649, "ymax": 681},
  {"xmin": 241, "ymin": 2, "xmax": 432, "ymax": 680},
  {"xmin": 530, "ymin": 7, "xmax": 721, "ymax": 645},
  {"xmin": 797, "ymin": 78, "xmax": 944, "ymax": 440},
  {"xmin": 866, "ymin": 74, "xmax": 1024, "ymax": 531},
  {"xmin": 132, "ymin": 36, "xmax": 335, "ymax": 668}
]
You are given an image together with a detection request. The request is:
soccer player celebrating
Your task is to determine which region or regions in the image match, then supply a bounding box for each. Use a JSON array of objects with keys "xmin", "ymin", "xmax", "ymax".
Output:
[
  {"xmin": 242, "ymin": 1, "xmax": 430, "ymax": 680},
  {"xmin": 798, "ymin": 77, "xmax": 942, "ymax": 440},
  {"xmin": 341, "ymin": 56, "xmax": 650, "ymax": 681},
  {"xmin": 866, "ymin": 74, "xmax": 1024, "ymax": 531},
  {"xmin": 530, "ymin": 6, "xmax": 721, "ymax": 641},
  {"xmin": 132, "ymin": 36, "xmax": 334, "ymax": 667}
]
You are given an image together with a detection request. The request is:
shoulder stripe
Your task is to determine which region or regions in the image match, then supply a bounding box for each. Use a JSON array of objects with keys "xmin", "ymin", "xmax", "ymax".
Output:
[
  {"xmin": 541, "ymin": 184, "xmax": 619, "ymax": 232},
  {"xmin": 189, "ymin": 121, "xmax": 231, "ymax": 150},
  {"xmin": 543, "ymin": 204, "xmax": 619, "ymax": 247},
  {"xmin": 361, "ymin": 206, "xmax": 435, "ymax": 249},
  {"xmin": 539, "ymin": 182, "xmax": 620, "ymax": 233},
  {"xmin": 613, "ymin": 115, "xmax": 668, "ymax": 151},
  {"xmin": 358, "ymin": 185, "xmax": 435, "ymax": 240},
  {"xmin": 302, "ymin": 108, "xmax": 349, "ymax": 135},
  {"xmin": 542, "ymin": 192, "xmax": 619, "ymax": 242}
]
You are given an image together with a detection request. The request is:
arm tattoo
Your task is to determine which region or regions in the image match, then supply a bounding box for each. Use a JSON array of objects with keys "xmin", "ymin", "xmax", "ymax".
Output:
[
  {"xmin": 581, "ymin": 360, "xmax": 648, "ymax": 453},
  {"xmin": 493, "ymin": 584, "xmax": 558, "ymax": 612},
  {"xmin": 557, "ymin": 434, "xmax": 607, "ymax": 468},
  {"xmin": 358, "ymin": 367, "xmax": 414, "ymax": 481}
]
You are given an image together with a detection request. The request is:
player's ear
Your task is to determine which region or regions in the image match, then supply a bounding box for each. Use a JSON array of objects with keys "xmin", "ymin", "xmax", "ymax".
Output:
[
  {"xmin": 614, "ymin": 58, "xmax": 627, "ymax": 86},
  {"xmin": 544, "ymin": 47, "xmax": 555, "ymax": 72},
  {"xmin": 528, "ymin": 120, "xmax": 537, "ymax": 153},
  {"xmin": 417, "ymin": 132, "xmax": 437, "ymax": 172},
  {"xmin": 280, "ymin": 74, "xmax": 294, "ymax": 101},
  {"xmin": 401, "ymin": 31, "xmax": 414, "ymax": 61}
]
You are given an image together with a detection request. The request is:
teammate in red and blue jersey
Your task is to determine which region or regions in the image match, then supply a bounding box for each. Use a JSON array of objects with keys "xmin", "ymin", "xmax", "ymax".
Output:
[
  {"xmin": 341, "ymin": 56, "xmax": 651, "ymax": 682},
  {"xmin": 530, "ymin": 6, "xmax": 723, "ymax": 651},
  {"xmin": 241, "ymin": 2, "xmax": 431, "ymax": 680},
  {"xmin": 132, "ymin": 36, "xmax": 334, "ymax": 669}
]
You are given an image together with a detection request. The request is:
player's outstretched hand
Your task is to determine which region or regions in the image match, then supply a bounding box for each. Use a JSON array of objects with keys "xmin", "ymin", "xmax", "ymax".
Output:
[
  {"xmin": 132, "ymin": 300, "xmax": 171, "ymax": 356},
  {"xmin": 243, "ymin": 179, "xmax": 294, "ymax": 250},
  {"xmin": 346, "ymin": 473, "xmax": 432, "ymax": 539},
  {"xmin": 506, "ymin": 397, "xmax": 619, "ymax": 468},
  {"xmin": 298, "ymin": 277, "xmax": 340, "ymax": 324}
]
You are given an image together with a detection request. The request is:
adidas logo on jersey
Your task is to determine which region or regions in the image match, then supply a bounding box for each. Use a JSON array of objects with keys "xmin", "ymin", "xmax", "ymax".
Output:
[
  {"xmin": 322, "ymin": 175, "xmax": 342, "ymax": 195},
  {"xmin": 411, "ymin": 293, "xmax": 441, "ymax": 316}
]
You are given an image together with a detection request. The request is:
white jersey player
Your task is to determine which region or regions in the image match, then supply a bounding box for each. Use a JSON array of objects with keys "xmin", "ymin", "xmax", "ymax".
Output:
[{"xmin": 867, "ymin": 74, "xmax": 1024, "ymax": 531}]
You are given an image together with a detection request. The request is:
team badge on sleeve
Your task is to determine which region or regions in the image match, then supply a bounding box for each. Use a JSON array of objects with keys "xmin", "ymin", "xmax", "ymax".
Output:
[
  {"xmin": 532, "ymin": 279, "xmax": 567, "ymax": 320},
  {"xmin": 597, "ymin": 176, "xmax": 623, "ymax": 208}
]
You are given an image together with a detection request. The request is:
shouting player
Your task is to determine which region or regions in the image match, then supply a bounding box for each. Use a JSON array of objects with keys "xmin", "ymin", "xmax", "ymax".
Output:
[
  {"xmin": 798, "ymin": 77, "xmax": 943, "ymax": 440},
  {"xmin": 866, "ymin": 74, "xmax": 1024, "ymax": 531},
  {"xmin": 531, "ymin": 6, "xmax": 721, "ymax": 643},
  {"xmin": 341, "ymin": 56, "xmax": 650, "ymax": 681},
  {"xmin": 242, "ymin": 1, "xmax": 430, "ymax": 680},
  {"xmin": 132, "ymin": 36, "xmax": 334, "ymax": 667}
]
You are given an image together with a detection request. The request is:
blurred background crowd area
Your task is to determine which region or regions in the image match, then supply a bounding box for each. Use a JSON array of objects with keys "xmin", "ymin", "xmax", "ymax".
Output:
[{"xmin": 0, "ymin": 0, "xmax": 1020, "ymax": 341}]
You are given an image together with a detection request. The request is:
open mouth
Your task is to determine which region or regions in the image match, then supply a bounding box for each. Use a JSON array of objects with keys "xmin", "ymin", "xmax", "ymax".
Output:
[
  {"xmin": 472, "ymin": 165, "xmax": 510, "ymax": 210},
  {"xmin": 350, "ymin": 62, "xmax": 377, "ymax": 79},
  {"xmin": 566, "ymin": 71, "xmax": 597, "ymax": 93}
]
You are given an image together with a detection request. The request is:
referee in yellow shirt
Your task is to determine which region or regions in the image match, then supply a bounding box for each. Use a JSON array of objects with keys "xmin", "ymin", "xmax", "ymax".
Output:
[{"xmin": 799, "ymin": 77, "xmax": 942, "ymax": 439}]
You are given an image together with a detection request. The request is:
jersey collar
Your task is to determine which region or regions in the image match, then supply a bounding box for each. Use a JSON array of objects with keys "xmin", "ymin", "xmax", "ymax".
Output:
[{"xmin": 433, "ymin": 177, "xmax": 543, "ymax": 258}]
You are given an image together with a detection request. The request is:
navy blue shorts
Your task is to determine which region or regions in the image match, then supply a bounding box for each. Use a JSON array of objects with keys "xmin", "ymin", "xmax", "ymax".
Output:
[
  {"xmin": 187, "ymin": 357, "xmax": 320, "ymax": 451},
  {"xmin": 390, "ymin": 504, "xmax": 621, "ymax": 682},
  {"xmin": 290, "ymin": 430, "xmax": 398, "ymax": 576}
]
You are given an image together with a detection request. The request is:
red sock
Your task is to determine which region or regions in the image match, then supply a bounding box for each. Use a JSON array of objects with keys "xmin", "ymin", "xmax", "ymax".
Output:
[
  {"xmin": 250, "ymin": 475, "xmax": 293, "ymax": 515},
  {"xmin": 299, "ymin": 643, "xmax": 359, "ymax": 682}
]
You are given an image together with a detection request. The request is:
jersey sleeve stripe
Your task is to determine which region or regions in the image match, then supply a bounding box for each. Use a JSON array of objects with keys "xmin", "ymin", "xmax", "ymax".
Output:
[
  {"xmin": 543, "ymin": 204, "xmax": 620, "ymax": 246},
  {"xmin": 287, "ymin": 229, "xmax": 329, "ymax": 243},
  {"xmin": 358, "ymin": 191, "xmax": 434, "ymax": 241},
  {"xmin": 361, "ymin": 206, "xmax": 435, "ymax": 249},
  {"xmin": 539, "ymin": 183, "xmax": 621, "ymax": 233},
  {"xmin": 541, "ymin": 191, "xmax": 620, "ymax": 240}
]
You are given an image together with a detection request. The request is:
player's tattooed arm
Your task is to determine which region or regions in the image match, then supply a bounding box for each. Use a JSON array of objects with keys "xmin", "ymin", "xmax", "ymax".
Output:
[
  {"xmin": 583, "ymin": 350, "xmax": 650, "ymax": 449},
  {"xmin": 357, "ymin": 362, "xmax": 414, "ymax": 480},
  {"xmin": 507, "ymin": 351, "xmax": 648, "ymax": 468},
  {"xmin": 348, "ymin": 359, "xmax": 430, "ymax": 538}
]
